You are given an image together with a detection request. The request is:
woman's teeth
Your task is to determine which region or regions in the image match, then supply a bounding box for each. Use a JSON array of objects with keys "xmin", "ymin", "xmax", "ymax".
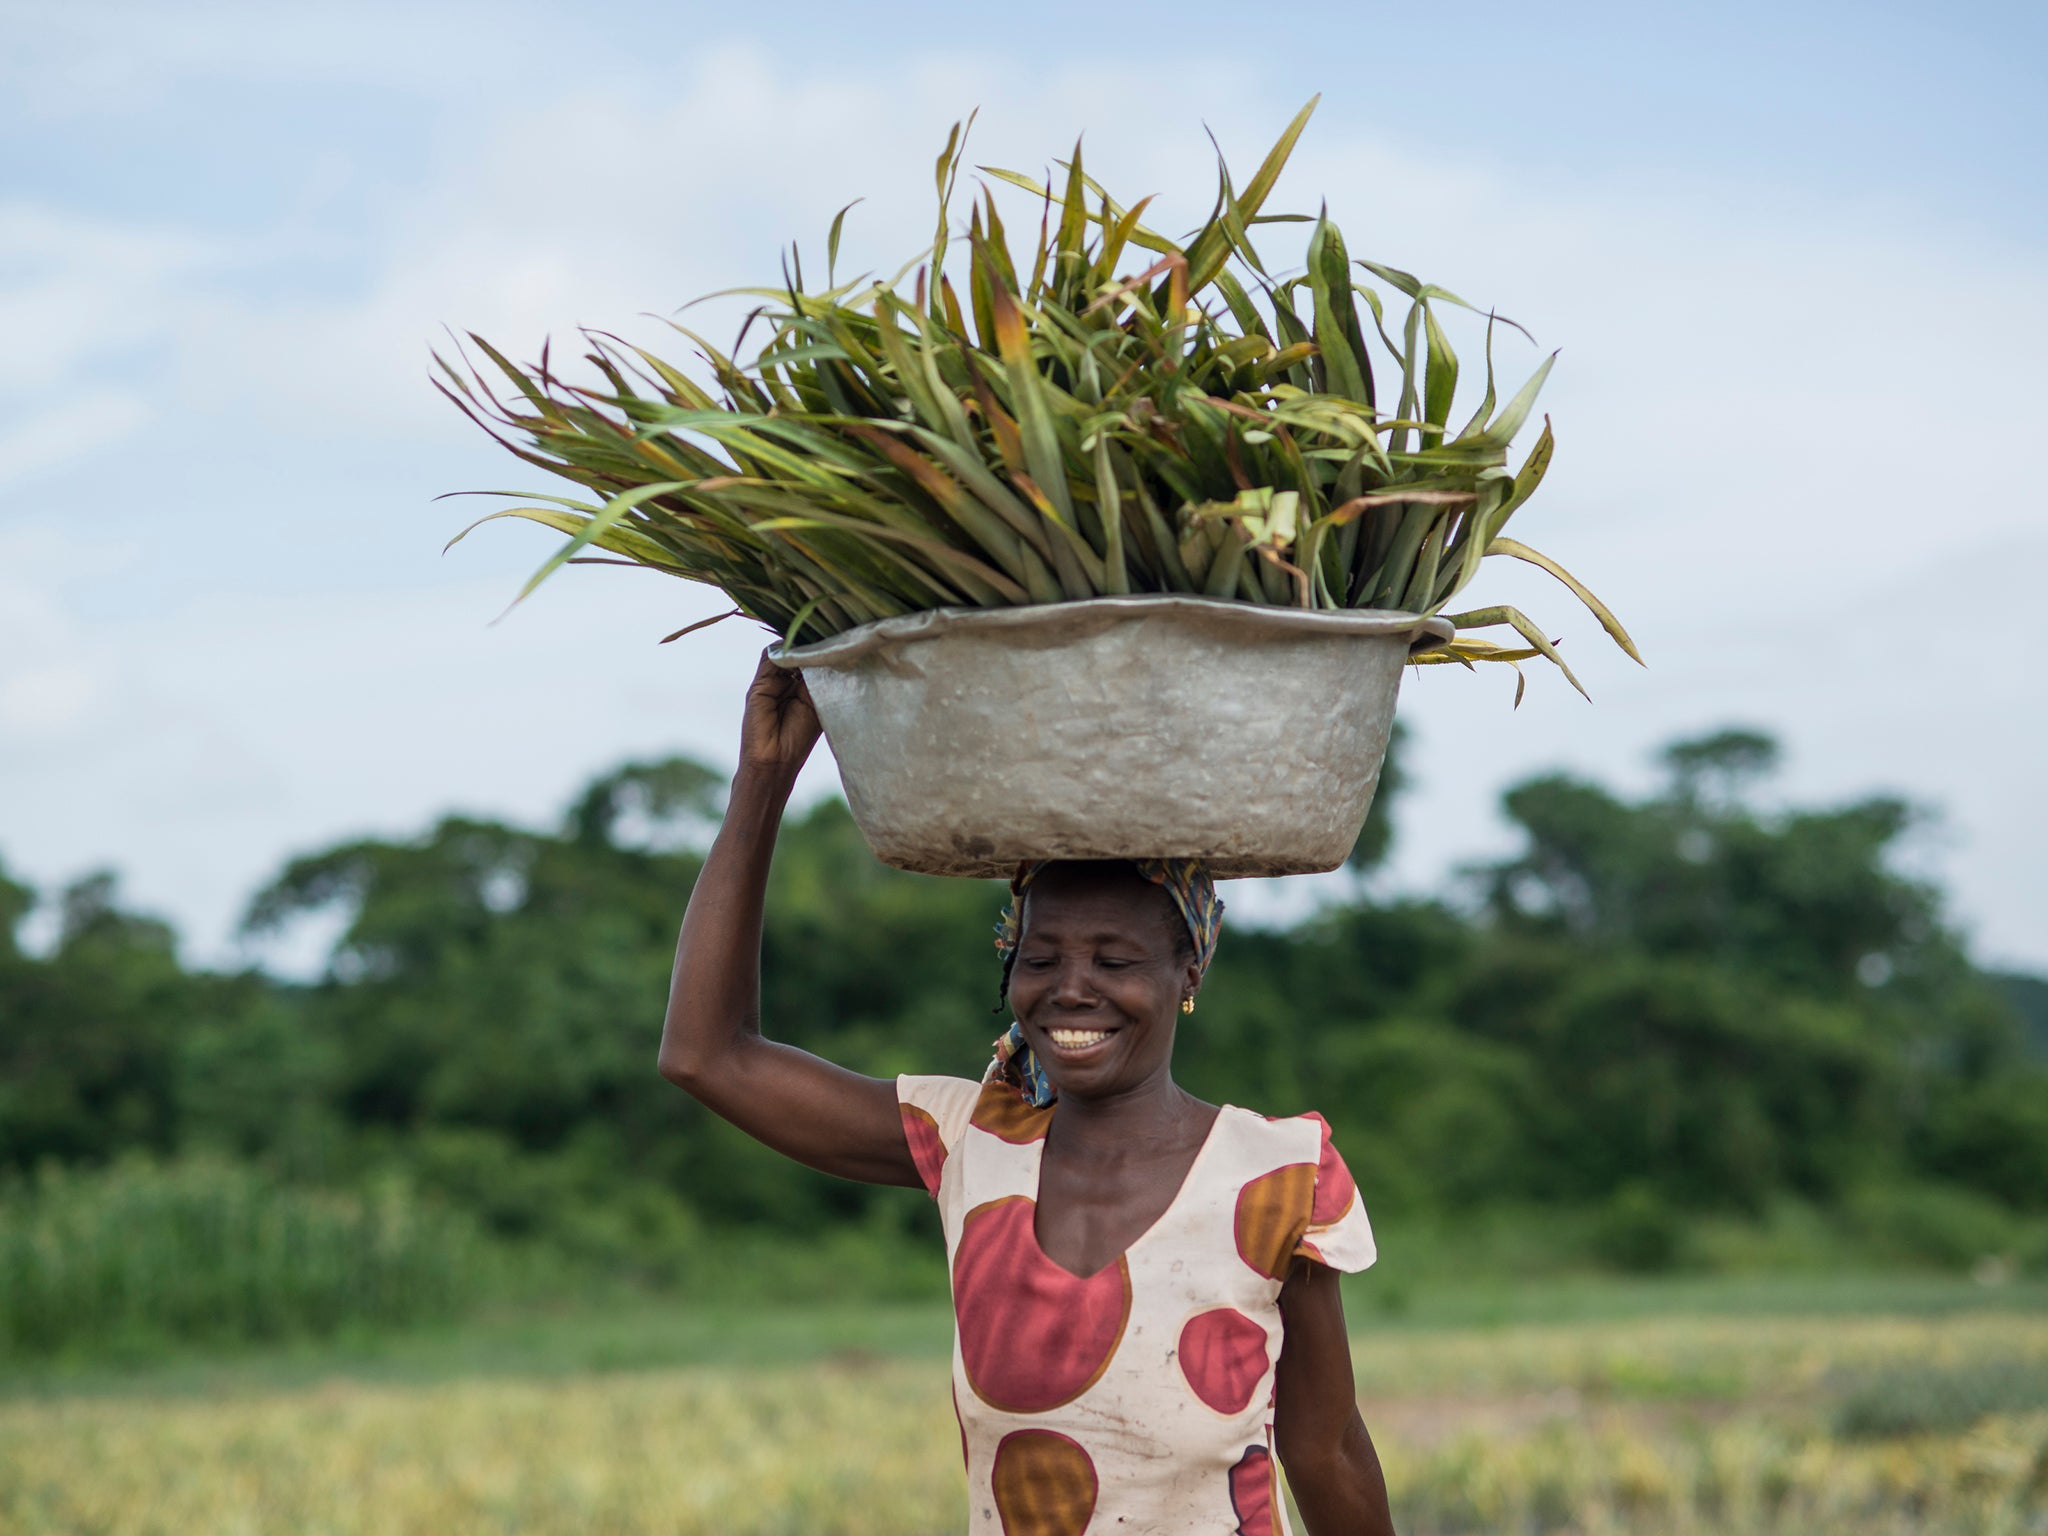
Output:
[{"xmin": 1048, "ymin": 1028, "xmax": 1110, "ymax": 1049}]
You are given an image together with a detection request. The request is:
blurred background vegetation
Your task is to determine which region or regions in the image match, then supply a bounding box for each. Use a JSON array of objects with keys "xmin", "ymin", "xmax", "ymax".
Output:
[{"xmin": 4, "ymin": 723, "xmax": 2045, "ymax": 1362}]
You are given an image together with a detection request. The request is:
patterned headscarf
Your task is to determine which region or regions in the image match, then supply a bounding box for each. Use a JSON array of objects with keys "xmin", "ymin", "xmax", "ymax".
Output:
[{"xmin": 989, "ymin": 859, "xmax": 1225, "ymax": 1107}]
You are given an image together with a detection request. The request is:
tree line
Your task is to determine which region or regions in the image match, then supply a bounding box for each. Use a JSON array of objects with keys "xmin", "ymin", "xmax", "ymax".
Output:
[{"xmin": 4, "ymin": 727, "xmax": 2044, "ymax": 1283}]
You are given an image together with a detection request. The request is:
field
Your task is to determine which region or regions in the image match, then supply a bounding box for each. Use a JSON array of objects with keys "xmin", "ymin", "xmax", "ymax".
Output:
[{"xmin": 5, "ymin": 1280, "xmax": 2047, "ymax": 1535}]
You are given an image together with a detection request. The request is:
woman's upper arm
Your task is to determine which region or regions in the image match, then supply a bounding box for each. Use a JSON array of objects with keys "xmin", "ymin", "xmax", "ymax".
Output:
[
  {"xmin": 667, "ymin": 1035, "xmax": 923, "ymax": 1189},
  {"xmin": 1274, "ymin": 1258, "xmax": 1361, "ymax": 1456}
]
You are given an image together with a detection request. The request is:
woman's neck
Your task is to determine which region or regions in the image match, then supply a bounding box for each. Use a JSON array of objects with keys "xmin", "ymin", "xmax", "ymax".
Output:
[{"xmin": 1053, "ymin": 1069, "xmax": 1208, "ymax": 1150}]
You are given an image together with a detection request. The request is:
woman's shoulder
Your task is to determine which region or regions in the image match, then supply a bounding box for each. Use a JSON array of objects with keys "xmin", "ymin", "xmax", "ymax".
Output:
[
  {"xmin": 1215, "ymin": 1105, "xmax": 1375, "ymax": 1274},
  {"xmin": 895, "ymin": 1074, "xmax": 981, "ymax": 1194},
  {"xmin": 896, "ymin": 1072, "xmax": 984, "ymax": 1121},
  {"xmin": 896, "ymin": 1074, "xmax": 1056, "ymax": 1196},
  {"xmin": 1223, "ymin": 1103, "xmax": 1345, "ymax": 1155}
]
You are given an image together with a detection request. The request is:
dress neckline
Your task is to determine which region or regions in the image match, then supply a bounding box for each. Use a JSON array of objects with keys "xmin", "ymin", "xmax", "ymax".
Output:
[{"xmin": 1027, "ymin": 1102, "xmax": 1236, "ymax": 1282}]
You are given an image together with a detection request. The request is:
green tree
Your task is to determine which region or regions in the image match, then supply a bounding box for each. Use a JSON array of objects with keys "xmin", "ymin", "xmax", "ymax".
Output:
[
  {"xmin": 1462, "ymin": 728, "xmax": 2039, "ymax": 1211},
  {"xmin": 0, "ymin": 871, "xmax": 187, "ymax": 1170}
]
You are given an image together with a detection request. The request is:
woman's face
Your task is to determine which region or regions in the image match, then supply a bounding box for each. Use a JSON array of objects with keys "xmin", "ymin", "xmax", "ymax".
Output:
[{"xmin": 1007, "ymin": 864, "xmax": 1202, "ymax": 1100}]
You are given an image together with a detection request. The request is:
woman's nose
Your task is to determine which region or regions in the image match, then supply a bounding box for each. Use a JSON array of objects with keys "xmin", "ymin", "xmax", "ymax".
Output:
[{"xmin": 1050, "ymin": 960, "xmax": 1097, "ymax": 1006}]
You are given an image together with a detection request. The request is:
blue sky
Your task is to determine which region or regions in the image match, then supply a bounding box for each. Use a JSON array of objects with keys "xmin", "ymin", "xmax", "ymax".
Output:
[
  {"xmin": 12, "ymin": 1, "xmax": 2040, "ymax": 240},
  {"xmin": 2, "ymin": 0, "xmax": 2044, "ymax": 969}
]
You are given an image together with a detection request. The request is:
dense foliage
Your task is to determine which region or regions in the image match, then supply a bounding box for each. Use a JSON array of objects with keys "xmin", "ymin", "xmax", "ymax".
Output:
[
  {"xmin": 442, "ymin": 102, "xmax": 1634, "ymax": 697},
  {"xmin": 3, "ymin": 726, "xmax": 2043, "ymax": 1332}
]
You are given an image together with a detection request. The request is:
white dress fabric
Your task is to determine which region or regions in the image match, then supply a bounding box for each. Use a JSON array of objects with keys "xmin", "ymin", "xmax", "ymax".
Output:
[{"xmin": 897, "ymin": 1074, "xmax": 1377, "ymax": 1535}]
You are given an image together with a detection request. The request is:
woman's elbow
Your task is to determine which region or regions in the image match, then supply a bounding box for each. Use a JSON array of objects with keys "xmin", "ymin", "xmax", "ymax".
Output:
[
  {"xmin": 1277, "ymin": 1437, "xmax": 1345, "ymax": 1490},
  {"xmin": 1280, "ymin": 1420, "xmax": 1393, "ymax": 1536},
  {"xmin": 656, "ymin": 1029, "xmax": 711, "ymax": 1091},
  {"xmin": 657, "ymin": 1050, "xmax": 699, "ymax": 1090},
  {"xmin": 658, "ymin": 1025, "xmax": 745, "ymax": 1095}
]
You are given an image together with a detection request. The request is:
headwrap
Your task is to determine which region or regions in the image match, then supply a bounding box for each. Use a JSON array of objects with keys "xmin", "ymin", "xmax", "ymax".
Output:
[{"xmin": 989, "ymin": 859, "xmax": 1224, "ymax": 1107}]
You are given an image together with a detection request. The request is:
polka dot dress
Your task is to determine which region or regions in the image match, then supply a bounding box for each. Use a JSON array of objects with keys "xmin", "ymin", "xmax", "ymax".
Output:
[{"xmin": 898, "ymin": 1075, "xmax": 1377, "ymax": 1535}]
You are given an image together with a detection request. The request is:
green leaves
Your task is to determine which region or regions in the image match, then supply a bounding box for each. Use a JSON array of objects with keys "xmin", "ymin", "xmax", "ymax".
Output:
[
  {"xmin": 439, "ymin": 102, "xmax": 1635, "ymax": 700},
  {"xmin": 1306, "ymin": 213, "xmax": 1375, "ymax": 408}
]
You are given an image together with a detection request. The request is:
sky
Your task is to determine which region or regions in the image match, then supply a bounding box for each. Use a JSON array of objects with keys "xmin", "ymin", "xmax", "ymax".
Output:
[{"xmin": 2, "ymin": 0, "xmax": 2044, "ymax": 973}]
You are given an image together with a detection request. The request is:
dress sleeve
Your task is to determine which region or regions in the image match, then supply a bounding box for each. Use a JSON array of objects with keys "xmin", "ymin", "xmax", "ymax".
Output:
[
  {"xmin": 1291, "ymin": 1113, "xmax": 1377, "ymax": 1273},
  {"xmin": 895, "ymin": 1074, "xmax": 983, "ymax": 1198}
]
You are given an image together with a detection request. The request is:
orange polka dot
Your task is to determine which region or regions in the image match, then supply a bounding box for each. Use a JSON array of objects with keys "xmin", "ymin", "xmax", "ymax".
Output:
[
  {"xmin": 991, "ymin": 1429, "xmax": 1098, "ymax": 1536},
  {"xmin": 970, "ymin": 1081, "xmax": 1054, "ymax": 1144},
  {"xmin": 901, "ymin": 1105, "xmax": 947, "ymax": 1196},
  {"xmin": 1233, "ymin": 1163, "xmax": 1314, "ymax": 1279},
  {"xmin": 955, "ymin": 1196, "xmax": 1131, "ymax": 1412},
  {"xmin": 1230, "ymin": 1443, "xmax": 1276, "ymax": 1535},
  {"xmin": 1178, "ymin": 1308, "xmax": 1270, "ymax": 1414}
]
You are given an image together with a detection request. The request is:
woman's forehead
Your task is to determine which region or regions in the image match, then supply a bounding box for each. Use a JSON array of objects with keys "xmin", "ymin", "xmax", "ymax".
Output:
[{"xmin": 1020, "ymin": 872, "xmax": 1178, "ymax": 943}]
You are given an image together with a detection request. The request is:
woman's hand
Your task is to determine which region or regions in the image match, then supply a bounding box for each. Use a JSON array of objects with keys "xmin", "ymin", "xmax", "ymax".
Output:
[{"xmin": 739, "ymin": 654, "xmax": 822, "ymax": 778}]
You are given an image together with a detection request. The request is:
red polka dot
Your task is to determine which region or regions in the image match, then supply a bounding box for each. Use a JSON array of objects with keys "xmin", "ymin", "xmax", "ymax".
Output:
[
  {"xmin": 991, "ymin": 1429, "xmax": 1097, "ymax": 1536},
  {"xmin": 1233, "ymin": 1163, "xmax": 1314, "ymax": 1279},
  {"xmin": 955, "ymin": 1196, "xmax": 1131, "ymax": 1413},
  {"xmin": 901, "ymin": 1105, "xmax": 947, "ymax": 1196},
  {"xmin": 1178, "ymin": 1308, "xmax": 1270, "ymax": 1414},
  {"xmin": 1306, "ymin": 1113, "xmax": 1357, "ymax": 1225},
  {"xmin": 1230, "ymin": 1443, "xmax": 1275, "ymax": 1535}
]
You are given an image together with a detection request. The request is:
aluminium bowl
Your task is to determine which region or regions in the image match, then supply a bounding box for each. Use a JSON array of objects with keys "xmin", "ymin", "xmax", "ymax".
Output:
[{"xmin": 771, "ymin": 594, "xmax": 1451, "ymax": 879}]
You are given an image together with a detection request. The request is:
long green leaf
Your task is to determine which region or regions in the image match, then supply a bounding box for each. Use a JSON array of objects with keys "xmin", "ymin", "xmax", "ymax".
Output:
[
  {"xmin": 1441, "ymin": 604, "xmax": 1589, "ymax": 700},
  {"xmin": 1488, "ymin": 537, "xmax": 1644, "ymax": 664},
  {"xmin": 1184, "ymin": 96, "xmax": 1318, "ymax": 288}
]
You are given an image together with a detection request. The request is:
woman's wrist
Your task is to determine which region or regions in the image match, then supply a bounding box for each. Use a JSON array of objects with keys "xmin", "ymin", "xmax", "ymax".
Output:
[{"xmin": 730, "ymin": 755, "xmax": 804, "ymax": 806}]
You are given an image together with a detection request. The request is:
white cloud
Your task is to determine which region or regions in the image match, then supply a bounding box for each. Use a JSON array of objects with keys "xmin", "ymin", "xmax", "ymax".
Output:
[
  {"xmin": 0, "ymin": 204, "xmax": 214, "ymax": 494},
  {"xmin": 0, "ymin": 388, "xmax": 150, "ymax": 490},
  {"xmin": 0, "ymin": 527, "xmax": 142, "ymax": 756},
  {"xmin": 0, "ymin": 660, "xmax": 104, "ymax": 738},
  {"xmin": 0, "ymin": 205, "xmax": 213, "ymax": 397},
  {"xmin": 0, "ymin": 0, "xmax": 548, "ymax": 116}
]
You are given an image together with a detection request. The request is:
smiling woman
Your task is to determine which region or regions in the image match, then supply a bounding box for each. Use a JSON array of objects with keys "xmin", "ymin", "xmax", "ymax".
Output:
[{"xmin": 657, "ymin": 660, "xmax": 1394, "ymax": 1536}]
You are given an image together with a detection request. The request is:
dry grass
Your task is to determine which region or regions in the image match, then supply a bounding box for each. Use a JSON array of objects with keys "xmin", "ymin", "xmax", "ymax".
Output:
[
  {"xmin": 1, "ymin": 1362, "xmax": 963, "ymax": 1536},
  {"xmin": 4, "ymin": 1313, "xmax": 2045, "ymax": 1534}
]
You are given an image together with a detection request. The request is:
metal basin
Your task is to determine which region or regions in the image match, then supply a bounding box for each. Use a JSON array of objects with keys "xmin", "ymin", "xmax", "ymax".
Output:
[{"xmin": 771, "ymin": 596, "xmax": 1451, "ymax": 879}]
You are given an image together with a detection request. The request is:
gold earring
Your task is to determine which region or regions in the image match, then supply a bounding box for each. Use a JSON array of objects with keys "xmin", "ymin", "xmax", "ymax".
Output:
[{"xmin": 1181, "ymin": 997, "xmax": 1195, "ymax": 1015}]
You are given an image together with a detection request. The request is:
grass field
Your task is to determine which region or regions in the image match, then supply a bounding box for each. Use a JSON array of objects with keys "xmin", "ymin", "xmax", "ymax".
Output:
[{"xmin": 4, "ymin": 1279, "xmax": 2046, "ymax": 1534}]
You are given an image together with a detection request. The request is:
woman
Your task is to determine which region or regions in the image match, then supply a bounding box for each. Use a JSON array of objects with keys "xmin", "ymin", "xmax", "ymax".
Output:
[{"xmin": 659, "ymin": 659, "xmax": 1396, "ymax": 1535}]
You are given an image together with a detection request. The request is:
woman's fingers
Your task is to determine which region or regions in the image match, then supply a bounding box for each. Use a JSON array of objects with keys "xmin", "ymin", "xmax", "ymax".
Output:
[{"xmin": 741, "ymin": 655, "xmax": 822, "ymax": 771}]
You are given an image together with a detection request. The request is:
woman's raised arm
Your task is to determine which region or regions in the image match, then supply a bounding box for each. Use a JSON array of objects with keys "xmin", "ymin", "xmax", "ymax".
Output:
[{"xmin": 656, "ymin": 656, "xmax": 921, "ymax": 1189}]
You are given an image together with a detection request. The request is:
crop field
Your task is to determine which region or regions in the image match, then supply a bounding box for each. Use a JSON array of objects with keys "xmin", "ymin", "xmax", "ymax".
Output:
[{"xmin": 5, "ymin": 1306, "xmax": 2046, "ymax": 1535}]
